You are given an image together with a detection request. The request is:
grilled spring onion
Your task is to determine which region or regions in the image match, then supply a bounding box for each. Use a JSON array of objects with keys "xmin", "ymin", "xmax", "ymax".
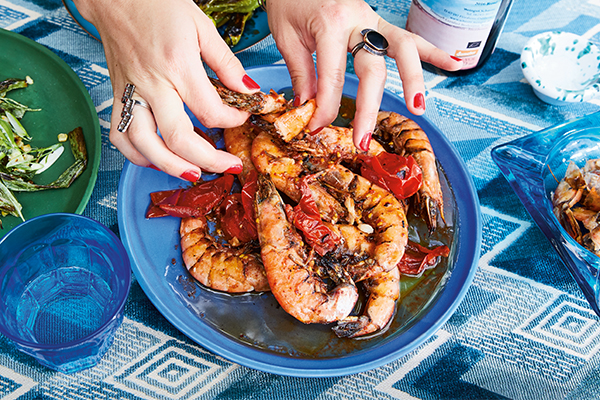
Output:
[
  {"xmin": 194, "ymin": 0, "xmax": 261, "ymax": 47},
  {"xmin": 0, "ymin": 77, "xmax": 88, "ymax": 227}
]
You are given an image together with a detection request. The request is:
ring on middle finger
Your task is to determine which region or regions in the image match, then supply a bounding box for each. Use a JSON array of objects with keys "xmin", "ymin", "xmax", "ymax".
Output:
[{"xmin": 351, "ymin": 29, "xmax": 389, "ymax": 58}]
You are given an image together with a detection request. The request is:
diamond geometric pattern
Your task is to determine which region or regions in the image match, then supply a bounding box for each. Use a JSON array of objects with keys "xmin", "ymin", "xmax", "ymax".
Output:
[{"xmin": 2, "ymin": 0, "xmax": 600, "ymax": 399}]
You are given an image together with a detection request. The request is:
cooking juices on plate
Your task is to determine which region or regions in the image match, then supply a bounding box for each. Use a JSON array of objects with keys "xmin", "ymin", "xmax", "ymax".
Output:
[{"xmin": 145, "ymin": 81, "xmax": 455, "ymax": 350}]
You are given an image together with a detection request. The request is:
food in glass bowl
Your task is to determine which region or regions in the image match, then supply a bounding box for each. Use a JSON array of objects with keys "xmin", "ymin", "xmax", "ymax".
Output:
[{"xmin": 552, "ymin": 159, "xmax": 600, "ymax": 257}]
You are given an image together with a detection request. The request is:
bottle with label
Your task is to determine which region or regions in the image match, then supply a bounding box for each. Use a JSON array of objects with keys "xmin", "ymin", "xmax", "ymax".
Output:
[{"xmin": 405, "ymin": 0, "xmax": 514, "ymax": 72}]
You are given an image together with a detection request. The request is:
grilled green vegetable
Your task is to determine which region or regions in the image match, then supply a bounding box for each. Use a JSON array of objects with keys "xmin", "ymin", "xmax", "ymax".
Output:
[
  {"xmin": 223, "ymin": 12, "xmax": 253, "ymax": 46},
  {"xmin": 0, "ymin": 77, "xmax": 88, "ymax": 227},
  {"xmin": 194, "ymin": 0, "xmax": 261, "ymax": 47}
]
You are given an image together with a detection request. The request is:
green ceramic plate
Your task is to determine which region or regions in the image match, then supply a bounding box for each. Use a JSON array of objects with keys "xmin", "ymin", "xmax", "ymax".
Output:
[{"xmin": 0, "ymin": 29, "xmax": 101, "ymax": 236}]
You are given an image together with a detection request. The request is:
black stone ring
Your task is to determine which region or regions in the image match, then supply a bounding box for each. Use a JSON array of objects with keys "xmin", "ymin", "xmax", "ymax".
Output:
[{"xmin": 351, "ymin": 29, "xmax": 389, "ymax": 57}]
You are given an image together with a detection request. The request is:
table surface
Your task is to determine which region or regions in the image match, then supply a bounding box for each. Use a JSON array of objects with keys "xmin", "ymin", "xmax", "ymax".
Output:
[{"xmin": 3, "ymin": 0, "xmax": 600, "ymax": 399}]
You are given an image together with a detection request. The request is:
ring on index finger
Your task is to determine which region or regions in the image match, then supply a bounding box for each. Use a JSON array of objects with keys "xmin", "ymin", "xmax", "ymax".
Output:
[
  {"xmin": 351, "ymin": 29, "xmax": 389, "ymax": 58},
  {"xmin": 117, "ymin": 83, "xmax": 152, "ymax": 133}
]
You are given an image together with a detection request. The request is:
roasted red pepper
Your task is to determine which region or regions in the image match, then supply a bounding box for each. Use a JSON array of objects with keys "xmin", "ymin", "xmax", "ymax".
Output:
[
  {"xmin": 220, "ymin": 193, "xmax": 257, "ymax": 243},
  {"xmin": 358, "ymin": 152, "xmax": 422, "ymax": 200},
  {"xmin": 397, "ymin": 240, "xmax": 450, "ymax": 276},
  {"xmin": 145, "ymin": 174, "xmax": 234, "ymax": 219},
  {"xmin": 178, "ymin": 174, "xmax": 234, "ymax": 212},
  {"xmin": 289, "ymin": 176, "xmax": 340, "ymax": 256},
  {"xmin": 145, "ymin": 189, "xmax": 183, "ymax": 218},
  {"xmin": 219, "ymin": 171, "xmax": 258, "ymax": 243}
]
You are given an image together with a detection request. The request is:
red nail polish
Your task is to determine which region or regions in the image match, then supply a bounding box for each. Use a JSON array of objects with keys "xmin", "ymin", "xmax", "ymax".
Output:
[
  {"xmin": 414, "ymin": 93, "xmax": 425, "ymax": 111},
  {"xmin": 224, "ymin": 164, "xmax": 243, "ymax": 174},
  {"xmin": 242, "ymin": 74, "xmax": 260, "ymax": 90},
  {"xmin": 180, "ymin": 169, "xmax": 200, "ymax": 182},
  {"xmin": 293, "ymin": 95, "xmax": 301, "ymax": 107},
  {"xmin": 359, "ymin": 133, "xmax": 372, "ymax": 152},
  {"xmin": 450, "ymin": 55, "xmax": 462, "ymax": 62},
  {"xmin": 148, "ymin": 164, "xmax": 161, "ymax": 171},
  {"xmin": 308, "ymin": 127, "xmax": 323, "ymax": 136}
]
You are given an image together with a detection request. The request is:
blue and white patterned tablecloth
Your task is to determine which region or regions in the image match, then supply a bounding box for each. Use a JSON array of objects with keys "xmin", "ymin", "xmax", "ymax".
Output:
[{"xmin": 3, "ymin": 0, "xmax": 600, "ymax": 399}]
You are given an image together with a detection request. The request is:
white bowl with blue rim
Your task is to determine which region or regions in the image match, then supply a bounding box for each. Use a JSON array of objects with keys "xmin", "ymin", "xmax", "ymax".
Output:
[{"xmin": 521, "ymin": 31, "xmax": 600, "ymax": 105}]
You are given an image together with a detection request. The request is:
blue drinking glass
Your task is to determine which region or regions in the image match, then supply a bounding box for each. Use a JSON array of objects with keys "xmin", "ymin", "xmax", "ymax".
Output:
[{"xmin": 0, "ymin": 213, "xmax": 131, "ymax": 373}]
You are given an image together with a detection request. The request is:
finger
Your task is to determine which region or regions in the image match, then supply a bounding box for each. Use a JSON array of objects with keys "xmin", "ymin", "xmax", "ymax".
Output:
[
  {"xmin": 411, "ymin": 33, "xmax": 464, "ymax": 72},
  {"xmin": 197, "ymin": 13, "xmax": 261, "ymax": 94},
  {"xmin": 379, "ymin": 23, "xmax": 427, "ymax": 116},
  {"xmin": 308, "ymin": 29, "xmax": 350, "ymax": 131},
  {"xmin": 351, "ymin": 48, "xmax": 387, "ymax": 152},
  {"xmin": 277, "ymin": 34, "xmax": 318, "ymax": 106},
  {"xmin": 108, "ymin": 93, "xmax": 151, "ymax": 167},
  {"xmin": 142, "ymin": 88, "xmax": 243, "ymax": 177},
  {"xmin": 120, "ymin": 101, "xmax": 204, "ymax": 181},
  {"xmin": 179, "ymin": 61, "xmax": 251, "ymax": 129}
]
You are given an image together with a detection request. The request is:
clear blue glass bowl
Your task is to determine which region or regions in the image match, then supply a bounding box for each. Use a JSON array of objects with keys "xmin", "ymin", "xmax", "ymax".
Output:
[
  {"xmin": 0, "ymin": 213, "xmax": 131, "ymax": 373},
  {"xmin": 492, "ymin": 112, "xmax": 600, "ymax": 316}
]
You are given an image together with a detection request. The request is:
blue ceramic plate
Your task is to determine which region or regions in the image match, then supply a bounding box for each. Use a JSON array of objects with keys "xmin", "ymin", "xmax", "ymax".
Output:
[
  {"xmin": 117, "ymin": 65, "xmax": 481, "ymax": 377},
  {"xmin": 62, "ymin": 0, "xmax": 270, "ymax": 54},
  {"xmin": 492, "ymin": 112, "xmax": 600, "ymax": 316}
]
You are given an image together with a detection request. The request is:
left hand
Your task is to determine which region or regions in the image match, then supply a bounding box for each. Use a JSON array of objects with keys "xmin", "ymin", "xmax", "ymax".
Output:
[{"xmin": 266, "ymin": 0, "xmax": 463, "ymax": 151}]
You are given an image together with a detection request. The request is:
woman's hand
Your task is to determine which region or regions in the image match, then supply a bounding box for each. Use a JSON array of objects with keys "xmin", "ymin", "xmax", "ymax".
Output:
[
  {"xmin": 73, "ymin": 0, "xmax": 261, "ymax": 181},
  {"xmin": 266, "ymin": 0, "xmax": 462, "ymax": 151}
]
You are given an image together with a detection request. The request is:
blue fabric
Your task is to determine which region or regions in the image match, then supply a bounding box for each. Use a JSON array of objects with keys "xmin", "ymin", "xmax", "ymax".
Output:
[{"xmin": 3, "ymin": 0, "xmax": 600, "ymax": 398}]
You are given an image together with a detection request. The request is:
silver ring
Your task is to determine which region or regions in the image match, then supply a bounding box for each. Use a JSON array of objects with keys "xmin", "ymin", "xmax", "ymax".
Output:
[
  {"xmin": 133, "ymin": 96, "xmax": 150, "ymax": 110},
  {"xmin": 117, "ymin": 83, "xmax": 151, "ymax": 132},
  {"xmin": 351, "ymin": 29, "xmax": 389, "ymax": 58}
]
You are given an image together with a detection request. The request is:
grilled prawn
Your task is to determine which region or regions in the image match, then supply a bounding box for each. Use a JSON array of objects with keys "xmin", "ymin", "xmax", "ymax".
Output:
[
  {"xmin": 254, "ymin": 174, "xmax": 358, "ymax": 324},
  {"xmin": 210, "ymin": 77, "xmax": 288, "ymax": 115},
  {"xmin": 327, "ymin": 224, "xmax": 400, "ymax": 338},
  {"xmin": 223, "ymin": 120, "xmax": 260, "ymax": 184},
  {"xmin": 334, "ymin": 267, "xmax": 400, "ymax": 338},
  {"xmin": 251, "ymin": 130, "xmax": 349, "ymax": 223},
  {"xmin": 317, "ymin": 163, "xmax": 409, "ymax": 272},
  {"xmin": 375, "ymin": 111, "xmax": 445, "ymax": 232},
  {"xmin": 180, "ymin": 216, "xmax": 270, "ymax": 293}
]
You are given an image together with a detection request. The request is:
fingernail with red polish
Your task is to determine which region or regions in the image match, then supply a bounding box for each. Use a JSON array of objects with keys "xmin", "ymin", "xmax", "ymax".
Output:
[
  {"xmin": 148, "ymin": 164, "xmax": 161, "ymax": 171},
  {"xmin": 181, "ymin": 169, "xmax": 200, "ymax": 182},
  {"xmin": 293, "ymin": 95, "xmax": 301, "ymax": 107},
  {"xmin": 224, "ymin": 164, "xmax": 243, "ymax": 174},
  {"xmin": 414, "ymin": 92, "xmax": 425, "ymax": 111},
  {"xmin": 359, "ymin": 132, "xmax": 372, "ymax": 152},
  {"xmin": 450, "ymin": 55, "xmax": 462, "ymax": 62},
  {"xmin": 242, "ymin": 75, "xmax": 260, "ymax": 90},
  {"xmin": 308, "ymin": 127, "xmax": 323, "ymax": 136}
]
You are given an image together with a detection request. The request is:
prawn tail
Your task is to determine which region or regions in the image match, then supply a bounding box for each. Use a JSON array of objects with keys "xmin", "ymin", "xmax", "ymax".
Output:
[
  {"xmin": 414, "ymin": 194, "xmax": 444, "ymax": 233},
  {"xmin": 332, "ymin": 316, "xmax": 371, "ymax": 338}
]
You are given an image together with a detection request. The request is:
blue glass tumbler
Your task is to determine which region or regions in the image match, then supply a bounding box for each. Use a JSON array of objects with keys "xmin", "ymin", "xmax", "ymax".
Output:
[{"xmin": 0, "ymin": 213, "xmax": 131, "ymax": 373}]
